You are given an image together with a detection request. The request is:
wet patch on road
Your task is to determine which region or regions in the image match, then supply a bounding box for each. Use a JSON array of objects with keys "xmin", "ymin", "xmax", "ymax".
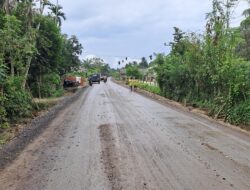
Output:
[
  {"xmin": 99, "ymin": 124, "xmax": 122, "ymax": 190},
  {"xmin": 99, "ymin": 93, "xmax": 106, "ymax": 97}
]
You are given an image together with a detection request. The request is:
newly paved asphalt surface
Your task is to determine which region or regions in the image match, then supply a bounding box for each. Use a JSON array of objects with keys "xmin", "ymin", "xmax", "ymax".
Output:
[{"xmin": 0, "ymin": 80, "xmax": 250, "ymax": 190}]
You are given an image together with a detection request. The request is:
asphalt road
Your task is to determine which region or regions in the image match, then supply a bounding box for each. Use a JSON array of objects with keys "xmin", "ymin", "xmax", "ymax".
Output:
[{"xmin": 0, "ymin": 80, "xmax": 250, "ymax": 190}]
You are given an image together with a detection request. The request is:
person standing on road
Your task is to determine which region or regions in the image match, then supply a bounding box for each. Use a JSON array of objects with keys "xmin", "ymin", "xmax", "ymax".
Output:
[
  {"xmin": 129, "ymin": 78, "xmax": 137, "ymax": 92},
  {"xmin": 129, "ymin": 78, "xmax": 133, "ymax": 91}
]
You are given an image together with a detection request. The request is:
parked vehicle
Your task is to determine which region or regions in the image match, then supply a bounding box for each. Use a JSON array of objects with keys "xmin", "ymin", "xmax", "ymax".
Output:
[
  {"xmin": 64, "ymin": 76, "xmax": 83, "ymax": 87},
  {"xmin": 103, "ymin": 76, "xmax": 107, "ymax": 83},
  {"xmin": 100, "ymin": 74, "xmax": 108, "ymax": 82},
  {"xmin": 100, "ymin": 75, "xmax": 104, "ymax": 81}
]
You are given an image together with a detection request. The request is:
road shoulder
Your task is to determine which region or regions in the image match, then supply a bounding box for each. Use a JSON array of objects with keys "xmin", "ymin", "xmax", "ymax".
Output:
[
  {"xmin": 112, "ymin": 79, "xmax": 250, "ymax": 138},
  {"xmin": 0, "ymin": 86, "xmax": 89, "ymax": 170}
]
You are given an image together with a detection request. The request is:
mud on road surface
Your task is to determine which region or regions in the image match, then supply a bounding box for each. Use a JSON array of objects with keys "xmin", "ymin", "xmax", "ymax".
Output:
[
  {"xmin": 99, "ymin": 124, "xmax": 121, "ymax": 190},
  {"xmin": 0, "ymin": 80, "xmax": 250, "ymax": 190}
]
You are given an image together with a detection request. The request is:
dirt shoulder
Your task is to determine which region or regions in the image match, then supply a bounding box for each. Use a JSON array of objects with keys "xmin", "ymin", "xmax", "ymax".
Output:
[{"xmin": 0, "ymin": 86, "xmax": 88, "ymax": 170}]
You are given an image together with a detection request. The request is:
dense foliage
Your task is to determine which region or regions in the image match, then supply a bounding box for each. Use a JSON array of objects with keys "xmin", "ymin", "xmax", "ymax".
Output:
[
  {"xmin": 0, "ymin": 0, "xmax": 83, "ymax": 128},
  {"xmin": 83, "ymin": 58, "xmax": 111, "ymax": 77},
  {"xmin": 125, "ymin": 63, "xmax": 143, "ymax": 79},
  {"xmin": 124, "ymin": 58, "xmax": 151, "ymax": 79},
  {"xmin": 154, "ymin": 0, "xmax": 250, "ymax": 126}
]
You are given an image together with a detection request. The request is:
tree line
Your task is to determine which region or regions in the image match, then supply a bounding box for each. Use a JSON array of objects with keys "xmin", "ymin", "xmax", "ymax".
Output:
[
  {"xmin": 153, "ymin": 0, "xmax": 250, "ymax": 126},
  {"xmin": 83, "ymin": 57, "xmax": 111, "ymax": 77},
  {"xmin": 0, "ymin": 0, "xmax": 83, "ymax": 128}
]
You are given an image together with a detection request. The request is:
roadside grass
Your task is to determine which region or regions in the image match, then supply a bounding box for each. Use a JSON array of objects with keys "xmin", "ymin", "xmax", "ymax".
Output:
[
  {"xmin": 32, "ymin": 97, "xmax": 63, "ymax": 112},
  {"xmin": 132, "ymin": 81, "xmax": 162, "ymax": 96}
]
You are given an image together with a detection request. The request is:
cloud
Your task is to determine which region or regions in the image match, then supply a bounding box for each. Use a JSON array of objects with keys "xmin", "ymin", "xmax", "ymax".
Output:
[{"xmin": 52, "ymin": 0, "xmax": 248, "ymax": 68}]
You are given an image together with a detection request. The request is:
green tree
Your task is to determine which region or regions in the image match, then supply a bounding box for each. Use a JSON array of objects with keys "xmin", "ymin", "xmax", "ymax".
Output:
[
  {"xmin": 0, "ymin": 0, "xmax": 84, "ymax": 128},
  {"xmin": 59, "ymin": 35, "xmax": 83, "ymax": 75},
  {"xmin": 237, "ymin": 4, "xmax": 250, "ymax": 60},
  {"xmin": 83, "ymin": 57, "xmax": 110, "ymax": 76},
  {"xmin": 169, "ymin": 27, "xmax": 186, "ymax": 56},
  {"xmin": 28, "ymin": 15, "xmax": 62, "ymax": 98},
  {"xmin": 17, "ymin": 0, "xmax": 51, "ymax": 89},
  {"xmin": 0, "ymin": 15, "xmax": 31, "ymax": 77},
  {"xmin": 125, "ymin": 64, "xmax": 142, "ymax": 79},
  {"xmin": 154, "ymin": 0, "xmax": 250, "ymax": 125}
]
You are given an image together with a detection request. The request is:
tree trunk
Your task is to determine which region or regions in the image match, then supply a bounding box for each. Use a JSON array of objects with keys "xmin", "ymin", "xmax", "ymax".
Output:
[
  {"xmin": 36, "ymin": 75, "xmax": 41, "ymax": 99},
  {"xmin": 22, "ymin": 55, "xmax": 32, "ymax": 89},
  {"xmin": 39, "ymin": 64, "xmax": 42, "ymax": 99},
  {"xmin": 3, "ymin": 0, "xmax": 10, "ymax": 14}
]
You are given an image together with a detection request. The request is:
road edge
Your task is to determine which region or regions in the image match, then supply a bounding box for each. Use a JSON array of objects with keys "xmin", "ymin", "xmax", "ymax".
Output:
[
  {"xmin": 112, "ymin": 79, "xmax": 250, "ymax": 136},
  {"xmin": 0, "ymin": 86, "xmax": 89, "ymax": 170}
]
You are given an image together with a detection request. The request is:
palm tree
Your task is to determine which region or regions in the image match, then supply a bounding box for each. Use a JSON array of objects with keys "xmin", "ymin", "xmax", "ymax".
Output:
[
  {"xmin": 49, "ymin": 4, "xmax": 66, "ymax": 27},
  {"xmin": 243, "ymin": 8, "xmax": 250, "ymax": 17}
]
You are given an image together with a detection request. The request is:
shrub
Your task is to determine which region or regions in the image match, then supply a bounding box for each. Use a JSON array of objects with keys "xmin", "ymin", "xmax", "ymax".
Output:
[
  {"xmin": 31, "ymin": 73, "xmax": 64, "ymax": 98},
  {"xmin": 4, "ymin": 77, "xmax": 32, "ymax": 121},
  {"xmin": 0, "ymin": 94, "xmax": 8, "ymax": 129},
  {"xmin": 227, "ymin": 101, "xmax": 250, "ymax": 126}
]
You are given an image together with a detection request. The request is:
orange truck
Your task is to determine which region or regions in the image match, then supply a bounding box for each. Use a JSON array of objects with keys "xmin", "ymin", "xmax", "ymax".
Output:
[{"xmin": 63, "ymin": 76, "xmax": 85, "ymax": 87}]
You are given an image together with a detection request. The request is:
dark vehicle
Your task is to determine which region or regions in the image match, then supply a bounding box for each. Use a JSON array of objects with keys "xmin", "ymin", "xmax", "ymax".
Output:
[
  {"xmin": 103, "ymin": 76, "xmax": 107, "ymax": 83},
  {"xmin": 89, "ymin": 74, "xmax": 101, "ymax": 86},
  {"xmin": 100, "ymin": 74, "xmax": 108, "ymax": 83}
]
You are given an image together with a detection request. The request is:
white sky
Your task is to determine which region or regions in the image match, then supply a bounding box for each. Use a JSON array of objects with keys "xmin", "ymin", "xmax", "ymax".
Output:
[{"xmin": 52, "ymin": 0, "xmax": 248, "ymax": 68}]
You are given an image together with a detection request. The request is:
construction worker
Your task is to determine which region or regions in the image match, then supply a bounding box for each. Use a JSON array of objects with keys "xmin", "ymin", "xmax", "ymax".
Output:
[
  {"xmin": 128, "ymin": 77, "xmax": 133, "ymax": 91},
  {"xmin": 128, "ymin": 77, "xmax": 137, "ymax": 92}
]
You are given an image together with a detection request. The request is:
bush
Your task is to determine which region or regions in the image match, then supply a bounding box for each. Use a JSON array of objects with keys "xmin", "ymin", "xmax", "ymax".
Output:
[
  {"xmin": 0, "ymin": 122, "xmax": 9, "ymax": 129},
  {"xmin": 126, "ymin": 65, "xmax": 143, "ymax": 79},
  {"xmin": 227, "ymin": 101, "xmax": 250, "ymax": 126},
  {"xmin": 0, "ymin": 94, "xmax": 9, "ymax": 129},
  {"xmin": 31, "ymin": 73, "xmax": 64, "ymax": 98},
  {"xmin": 4, "ymin": 77, "xmax": 32, "ymax": 121},
  {"xmin": 4, "ymin": 89, "xmax": 32, "ymax": 121}
]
